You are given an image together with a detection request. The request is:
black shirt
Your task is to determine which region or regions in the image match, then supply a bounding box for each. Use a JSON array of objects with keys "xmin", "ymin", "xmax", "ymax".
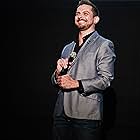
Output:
[{"xmin": 74, "ymin": 31, "xmax": 94, "ymax": 54}]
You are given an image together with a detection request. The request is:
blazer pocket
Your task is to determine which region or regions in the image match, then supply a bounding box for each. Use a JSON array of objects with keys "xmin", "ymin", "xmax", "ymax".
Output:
[{"xmin": 82, "ymin": 93, "xmax": 102, "ymax": 102}]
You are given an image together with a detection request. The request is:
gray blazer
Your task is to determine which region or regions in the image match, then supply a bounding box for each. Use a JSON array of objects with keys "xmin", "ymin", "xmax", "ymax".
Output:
[{"xmin": 52, "ymin": 31, "xmax": 116, "ymax": 120}]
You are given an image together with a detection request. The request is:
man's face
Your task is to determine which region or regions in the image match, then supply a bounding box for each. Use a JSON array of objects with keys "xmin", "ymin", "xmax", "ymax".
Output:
[{"xmin": 75, "ymin": 4, "xmax": 95, "ymax": 31}]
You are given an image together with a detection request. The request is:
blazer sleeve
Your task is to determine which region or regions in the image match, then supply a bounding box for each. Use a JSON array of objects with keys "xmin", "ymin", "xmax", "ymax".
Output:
[
  {"xmin": 81, "ymin": 40, "xmax": 116, "ymax": 94},
  {"xmin": 51, "ymin": 70, "xmax": 58, "ymax": 86}
]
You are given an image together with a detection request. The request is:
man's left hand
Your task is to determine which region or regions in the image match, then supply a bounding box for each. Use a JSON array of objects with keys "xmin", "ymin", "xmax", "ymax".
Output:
[{"xmin": 57, "ymin": 74, "xmax": 79, "ymax": 89}]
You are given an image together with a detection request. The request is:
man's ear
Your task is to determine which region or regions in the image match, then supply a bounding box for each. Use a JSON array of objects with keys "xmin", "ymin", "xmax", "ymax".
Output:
[{"xmin": 94, "ymin": 16, "xmax": 100, "ymax": 24}]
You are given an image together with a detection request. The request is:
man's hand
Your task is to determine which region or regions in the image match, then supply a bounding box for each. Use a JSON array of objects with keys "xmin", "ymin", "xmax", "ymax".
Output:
[
  {"xmin": 55, "ymin": 58, "xmax": 68, "ymax": 77},
  {"xmin": 57, "ymin": 74, "xmax": 79, "ymax": 89},
  {"xmin": 57, "ymin": 58, "xmax": 68, "ymax": 73},
  {"xmin": 55, "ymin": 58, "xmax": 68, "ymax": 79}
]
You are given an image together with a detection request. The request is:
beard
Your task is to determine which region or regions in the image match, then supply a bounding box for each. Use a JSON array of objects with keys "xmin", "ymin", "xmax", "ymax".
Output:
[
  {"xmin": 77, "ymin": 24, "xmax": 88, "ymax": 31},
  {"xmin": 76, "ymin": 23, "xmax": 92, "ymax": 31},
  {"xmin": 75, "ymin": 19, "xmax": 93, "ymax": 31}
]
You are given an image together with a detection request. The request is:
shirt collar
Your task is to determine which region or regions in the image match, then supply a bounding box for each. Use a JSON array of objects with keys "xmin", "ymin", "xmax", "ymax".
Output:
[{"xmin": 75, "ymin": 31, "xmax": 95, "ymax": 46}]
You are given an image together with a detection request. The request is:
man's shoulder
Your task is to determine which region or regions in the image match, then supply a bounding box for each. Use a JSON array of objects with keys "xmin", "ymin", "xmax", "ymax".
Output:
[
  {"xmin": 61, "ymin": 41, "xmax": 75, "ymax": 57},
  {"xmin": 65, "ymin": 41, "xmax": 75, "ymax": 47},
  {"xmin": 62, "ymin": 41, "xmax": 75, "ymax": 51},
  {"xmin": 97, "ymin": 33, "xmax": 113, "ymax": 44},
  {"xmin": 88, "ymin": 32, "xmax": 114, "ymax": 52},
  {"xmin": 89, "ymin": 31, "xmax": 112, "ymax": 45}
]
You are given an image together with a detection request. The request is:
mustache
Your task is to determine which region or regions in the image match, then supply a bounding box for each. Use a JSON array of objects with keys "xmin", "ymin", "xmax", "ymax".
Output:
[{"xmin": 77, "ymin": 18, "xmax": 87, "ymax": 22}]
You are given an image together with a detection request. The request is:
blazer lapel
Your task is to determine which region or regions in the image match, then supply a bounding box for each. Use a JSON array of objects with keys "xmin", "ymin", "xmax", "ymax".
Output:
[{"xmin": 69, "ymin": 31, "xmax": 100, "ymax": 69}]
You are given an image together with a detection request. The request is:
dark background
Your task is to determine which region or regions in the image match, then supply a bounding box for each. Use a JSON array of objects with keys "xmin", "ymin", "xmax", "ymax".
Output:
[{"xmin": 2, "ymin": 0, "xmax": 140, "ymax": 140}]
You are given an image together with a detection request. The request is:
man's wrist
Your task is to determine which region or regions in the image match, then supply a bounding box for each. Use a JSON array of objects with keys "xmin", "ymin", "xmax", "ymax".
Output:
[
  {"xmin": 74, "ymin": 80, "xmax": 80, "ymax": 88},
  {"xmin": 77, "ymin": 80, "xmax": 85, "ymax": 94}
]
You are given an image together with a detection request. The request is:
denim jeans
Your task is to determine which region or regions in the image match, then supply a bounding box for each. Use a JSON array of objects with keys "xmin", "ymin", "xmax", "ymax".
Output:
[{"xmin": 53, "ymin": 112, "xmax": 104, "ymax": 140}]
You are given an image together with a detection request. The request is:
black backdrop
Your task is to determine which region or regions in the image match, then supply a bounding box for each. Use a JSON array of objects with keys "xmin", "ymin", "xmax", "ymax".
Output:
[{"xmin": 2, "ymin": 0, "xmax": 140, "ymax": 140}]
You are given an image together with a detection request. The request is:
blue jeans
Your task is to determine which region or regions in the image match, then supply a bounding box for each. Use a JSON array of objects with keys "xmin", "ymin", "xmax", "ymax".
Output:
[{"xmin": 53, "ymin": 112, "xmax": 104, "ymax": 140}]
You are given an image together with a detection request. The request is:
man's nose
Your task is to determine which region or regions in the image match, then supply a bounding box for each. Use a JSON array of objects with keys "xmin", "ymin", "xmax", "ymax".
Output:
[{"xmin": 78, "ymin": 14, "xmax": 83, "ymax": 20}]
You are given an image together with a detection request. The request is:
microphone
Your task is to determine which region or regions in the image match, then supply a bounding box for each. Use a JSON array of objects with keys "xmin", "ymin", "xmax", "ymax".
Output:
[{"xmin": 60, "ymin": 52, "xmax": 77, "ymax": 75}]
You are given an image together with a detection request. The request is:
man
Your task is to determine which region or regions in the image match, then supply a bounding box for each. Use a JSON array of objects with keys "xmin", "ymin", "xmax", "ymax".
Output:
[{"xmin": 51, "ymin": 0, "xmax": 116, "ymax": 140}]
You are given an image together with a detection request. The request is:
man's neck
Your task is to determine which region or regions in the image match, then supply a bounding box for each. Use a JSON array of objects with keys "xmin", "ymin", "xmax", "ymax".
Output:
[{"xmin": 78, "ymin": 29, "xmax": 95, "ymax": 46}]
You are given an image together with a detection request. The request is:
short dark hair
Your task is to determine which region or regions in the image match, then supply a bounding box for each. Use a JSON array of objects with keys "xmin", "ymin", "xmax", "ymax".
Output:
[{"xmin": 77, "ymin": 0, "xmax": 99, "ymax": 16}]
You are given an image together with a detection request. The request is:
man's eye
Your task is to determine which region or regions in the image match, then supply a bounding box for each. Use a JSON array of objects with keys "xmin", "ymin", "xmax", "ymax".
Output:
[
  {"xmin": 84, "ymin": 13, "xmax": 88, "ymax": 16},
  {"xmin": 75, "ymin": 12, "xmax": 80, "ymax": 16}
]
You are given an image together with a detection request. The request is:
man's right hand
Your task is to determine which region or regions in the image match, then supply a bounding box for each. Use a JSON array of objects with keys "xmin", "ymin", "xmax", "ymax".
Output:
[{"xmin": 55, "ymin": 58, "xmax": 68, "ymax": 79}]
